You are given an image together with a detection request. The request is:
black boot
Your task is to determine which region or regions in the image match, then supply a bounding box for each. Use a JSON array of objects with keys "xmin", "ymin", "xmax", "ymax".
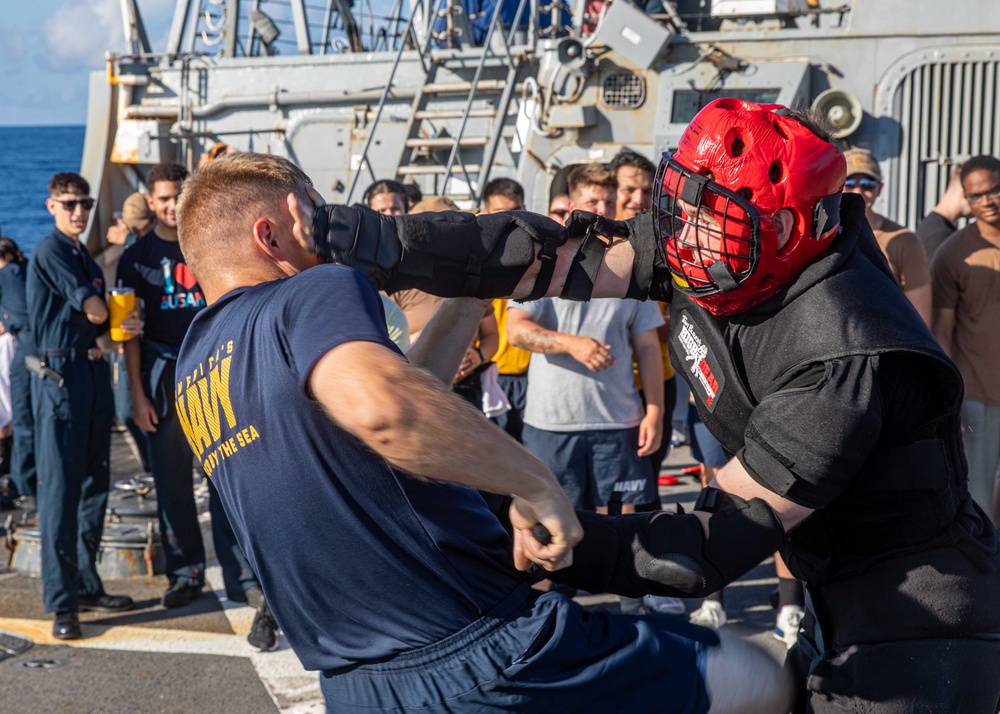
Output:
[{"xmin": 53, "ymin": 611, "xmax": 81, "ymax": 640}]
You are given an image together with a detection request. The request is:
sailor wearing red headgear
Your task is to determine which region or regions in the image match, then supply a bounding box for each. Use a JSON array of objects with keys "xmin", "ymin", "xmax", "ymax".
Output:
[
  {"xmin": 553, "ymin": 99, "xmax": 1000, "ymax": 712},
  {"xmin": 311, "ymin": 98, "xmax": 1000, "ymax": 712}
]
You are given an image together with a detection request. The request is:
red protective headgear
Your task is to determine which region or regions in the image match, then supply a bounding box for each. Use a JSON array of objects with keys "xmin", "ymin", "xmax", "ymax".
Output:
[{"xmin": 653, "ymin": 98, "xmax": 846, "ymax": 315}]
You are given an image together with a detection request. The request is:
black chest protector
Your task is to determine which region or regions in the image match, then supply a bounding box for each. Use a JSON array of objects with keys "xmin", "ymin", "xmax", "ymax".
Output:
[{"xmin": 668, "ymin": 203, "xmax": 970, "ymax": 584}]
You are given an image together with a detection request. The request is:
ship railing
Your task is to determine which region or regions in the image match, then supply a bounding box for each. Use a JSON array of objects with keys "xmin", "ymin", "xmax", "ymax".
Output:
[
  {"xmin": 439, "ymin": 0, "xmax": 531, "ymax": 197},
  {"xmin": 151, "ymin": 0, "xmax": 571, "ymax": 59},
  {"xmin": 342, "ymin": 2, "xmax": 424, "ymax": 203},
  {"xmin": 344, "ymin": 0, "xmax": 541, "ymax": 204}
]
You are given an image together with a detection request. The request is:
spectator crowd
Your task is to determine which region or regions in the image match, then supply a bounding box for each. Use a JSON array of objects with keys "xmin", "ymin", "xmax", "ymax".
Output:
[{"xmin": 1, "ymin": 138, "xmax": 998, "ymax": 660}]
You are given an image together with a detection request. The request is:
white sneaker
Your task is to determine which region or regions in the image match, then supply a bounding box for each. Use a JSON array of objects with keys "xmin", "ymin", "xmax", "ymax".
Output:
[
  {"xmin": 689, "ymin": 600, "xmax": 727, "ymax": 629},
  {"xmin": 774, "ymin": 604, "xmax": 804, "ymax": 648},
  {"xmin": 642, "ymin": 594, "xmax": 687, "ymax": 615}
]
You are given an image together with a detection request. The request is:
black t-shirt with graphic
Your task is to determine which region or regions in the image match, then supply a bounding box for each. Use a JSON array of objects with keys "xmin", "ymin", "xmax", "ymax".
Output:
[{"xmin": 116, "ymin": 232, "xmax": 206, "ymax": 347}]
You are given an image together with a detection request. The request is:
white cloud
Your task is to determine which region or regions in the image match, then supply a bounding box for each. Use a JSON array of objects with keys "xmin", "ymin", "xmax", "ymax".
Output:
[
  {"xmin": 40, "ymin": 0, "xmax": 177, "ymax": 72},
  {"xmin": 41, "ymin": 0, "xmax": 126, "ymax": 70}
]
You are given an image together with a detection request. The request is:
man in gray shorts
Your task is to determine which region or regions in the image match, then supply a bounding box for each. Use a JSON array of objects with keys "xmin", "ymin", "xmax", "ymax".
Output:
[
  {"xmin": 509, "ymin": 296, "xmax": 663, "ymax": 512},
  {"xmin": 508, "ymin": 162, "xmax": 665, "ymax": 514}
]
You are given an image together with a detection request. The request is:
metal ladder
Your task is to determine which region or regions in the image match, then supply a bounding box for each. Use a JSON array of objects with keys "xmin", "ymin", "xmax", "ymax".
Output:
[{"xmin": 346, "ymin": 0, "xmax": 535, "ymax": 205}]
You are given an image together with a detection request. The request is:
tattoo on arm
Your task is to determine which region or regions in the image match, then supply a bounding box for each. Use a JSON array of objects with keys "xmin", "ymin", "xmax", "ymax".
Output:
[{"xmin": 519, "ymin": 328, "xmax": 563, "ymax": 354}]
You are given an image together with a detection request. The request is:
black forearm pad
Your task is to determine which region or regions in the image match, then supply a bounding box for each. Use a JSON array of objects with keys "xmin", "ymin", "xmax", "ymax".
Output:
[
  {"xmin": 623, "ymin": 212, "xmax": 655, "ymax": 301},
  {"xmin": 561, "ymin": 211, "xmax": 628, "ymax": 301},
  {"xmin": 550, "ymin": 490, "xmax": 785, "ymax": 598},
  {"xmin": 547, "ymin": 510, "xmax": 647, "ymax": 597},
  {"xmin": 313, "ymin": 205, "xmax": 565, "ymax": 297},
  {"xmin": 625, "ymin": 212, "xmax": 675, "ymax": 304}
]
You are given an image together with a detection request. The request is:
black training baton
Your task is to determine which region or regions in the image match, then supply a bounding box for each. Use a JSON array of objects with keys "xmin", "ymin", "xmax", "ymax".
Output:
[
  {"xmin": 531, "ymin": 523, "xmax": 552, "ymax": 545},
  {"xmin": 523, "ymin": 524, "xmax": 553, "ymax": 581}
]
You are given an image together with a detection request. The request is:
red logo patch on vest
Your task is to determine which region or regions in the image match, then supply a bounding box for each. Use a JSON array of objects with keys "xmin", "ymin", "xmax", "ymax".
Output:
[{"xmin": 676, "ymin": 311, "xmax": 725, "ymax": 411}]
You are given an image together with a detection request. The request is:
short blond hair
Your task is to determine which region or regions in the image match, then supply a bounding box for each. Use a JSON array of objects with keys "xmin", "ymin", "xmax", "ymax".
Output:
[
  {"xmin": 177, "ymin": 153, "xmax": 313, "ymax": 283},
  {"xmin": 567, "ymin": 163, "xmax": 617, "ymax": 200},
  {"xmin": 410, "ymin": 196, "xmax": 460, "ymax": 213}
]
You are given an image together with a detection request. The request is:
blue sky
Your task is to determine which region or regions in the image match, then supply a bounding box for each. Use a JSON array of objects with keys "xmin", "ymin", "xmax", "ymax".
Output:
[{"xmin": 0, "ymin": 1, "xmax": 175, "ymax": 126}]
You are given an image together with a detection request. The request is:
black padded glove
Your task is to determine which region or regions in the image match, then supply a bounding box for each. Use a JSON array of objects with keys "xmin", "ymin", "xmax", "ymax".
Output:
[
  {"xmin": 561, "ymin": 210, "xmax": 672, "ymax": 303},
  {"xmin": 564, "ymin": 210, "xmax": 631, "ymax": 241}
]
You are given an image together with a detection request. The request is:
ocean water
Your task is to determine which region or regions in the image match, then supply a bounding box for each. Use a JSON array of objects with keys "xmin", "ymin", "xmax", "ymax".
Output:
[{"xmin": 0, "ymin": 125, "xmax": 86, "ymax": 257}]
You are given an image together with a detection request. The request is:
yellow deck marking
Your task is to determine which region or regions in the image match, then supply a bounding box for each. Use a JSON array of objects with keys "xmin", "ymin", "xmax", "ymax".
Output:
[{"xmin": 0, "ymin": 616, "xmax": 252, "ymax": 657}]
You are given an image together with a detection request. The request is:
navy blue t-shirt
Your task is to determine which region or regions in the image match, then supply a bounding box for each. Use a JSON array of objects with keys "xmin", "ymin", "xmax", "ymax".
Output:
[
  {"xmin": 175, "ymin": 264, "xmax": 522, "ymax": 672},
  {"xmin": 26, "ymin": 230, "xmax": 107, "ymax": 352},
  {"xmin": 116, "ymin": 233, "xmax": 206, "ymax": 348}
]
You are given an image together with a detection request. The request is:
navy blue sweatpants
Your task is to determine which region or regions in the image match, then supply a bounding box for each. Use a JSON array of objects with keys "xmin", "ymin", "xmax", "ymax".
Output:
[{"xmin": 320, "ymin": 585, "xmax": 716, "ymax": 713}]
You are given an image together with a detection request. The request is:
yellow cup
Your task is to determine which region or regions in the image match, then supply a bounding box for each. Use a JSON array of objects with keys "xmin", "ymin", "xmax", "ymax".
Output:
[{"xmin": 109, "ymin": 287, "xmax": 136, "ymax": 342}]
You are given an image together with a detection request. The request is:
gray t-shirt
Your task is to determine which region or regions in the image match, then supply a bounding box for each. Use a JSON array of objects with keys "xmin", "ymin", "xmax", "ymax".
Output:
[{"xmin": 514, "ymin": 298, "xmax": 663, "ymax": 431}]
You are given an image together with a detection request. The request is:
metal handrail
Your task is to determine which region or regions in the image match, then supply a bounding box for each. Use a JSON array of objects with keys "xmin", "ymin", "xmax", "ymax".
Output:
[
  {"xmin": 344, "ymin": 0, "xmax": 424, "ymax": 204},
  {"xmin": 344, "ymin": 0, "xmax": 543, "ymax": 203},
  {"xmin": 440, "ymin": 6, "xmax": 506, "ymax": 195},
  {"xmin": 477, "ymin": 0, "xmax": 530, "ymax": 196},
  {"xmin": 440, "ymin": 0, "xmax": 532, "ymax": 198},
  {"xmin": 506, "ymin": 0, "xmax": 531, "ymax": 48}
]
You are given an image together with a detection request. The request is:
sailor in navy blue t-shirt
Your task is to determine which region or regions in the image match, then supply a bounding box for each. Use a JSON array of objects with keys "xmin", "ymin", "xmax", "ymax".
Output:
[{"xmin": 168, "ymin": 155, "xmax": 774, "ymax": 713}]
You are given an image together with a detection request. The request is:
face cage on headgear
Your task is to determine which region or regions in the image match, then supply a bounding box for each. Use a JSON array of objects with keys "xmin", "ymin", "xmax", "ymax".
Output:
[{"xmin": 653, "ymin": 157, "xmax": 762, "ymax": 296}]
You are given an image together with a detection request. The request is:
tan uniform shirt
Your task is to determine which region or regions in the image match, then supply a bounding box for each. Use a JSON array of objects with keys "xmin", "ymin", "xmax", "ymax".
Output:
[
  {"xmin": 390, "ymin": 289, "xmax": 443, "ymax": 336},
  {"xmin": 873, "ymin": 217, "xmax": 931, "ymax": 291},
  {"xmin": 931, "ymin": 223, "xmax": 1000, "ymax": 404},
  {"xmin": 391, "ymin": 289, "xmax": 492, "ymax": 343}
]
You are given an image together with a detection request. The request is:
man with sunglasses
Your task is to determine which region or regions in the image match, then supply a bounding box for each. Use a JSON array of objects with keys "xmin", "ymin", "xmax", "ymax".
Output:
[
  {"xmin": 314, "ymin": 98, "xmax": 1000, "ymax": 711},
  {"xmin": 932, "ymin": 154, "xmax": 1000, "ymax": 529},
  {"xmin": 842, "ymin": 148, "xmax": 932, "ymax": 326},
  {"xmin": 27, "ymin": 173, "xmax": 139, "ymax": 640}
]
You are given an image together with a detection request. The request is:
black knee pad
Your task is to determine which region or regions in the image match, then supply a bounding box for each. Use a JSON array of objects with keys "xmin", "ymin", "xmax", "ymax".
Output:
[{"xmin": 551, "ymin": 489, "xmax": 785, "ymax": 598}]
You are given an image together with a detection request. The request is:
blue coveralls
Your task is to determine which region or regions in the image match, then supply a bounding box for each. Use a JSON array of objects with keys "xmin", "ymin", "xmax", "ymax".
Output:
[
  {"xmin": 26, "ymin": 230, "xmax": 114, "ymax": 614},
  {"xmin": 0, "ymin": 262, "xmax": 37, "ymax": 499}
]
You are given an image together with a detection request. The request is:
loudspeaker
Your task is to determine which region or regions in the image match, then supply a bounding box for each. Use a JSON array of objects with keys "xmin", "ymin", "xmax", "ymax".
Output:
[
  {"xmin": 812, "ymin": 88, "xmax": 862, "ymax": 139},
  {"xmin": 557, "ymin": 38, "xmax": 587, "ymax": 70}
]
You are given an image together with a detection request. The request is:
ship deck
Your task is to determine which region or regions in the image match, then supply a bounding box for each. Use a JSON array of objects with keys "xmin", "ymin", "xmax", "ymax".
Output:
[{"xmin": 0, "ymin": 431, "xmax": 785, "ymax": 713}]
